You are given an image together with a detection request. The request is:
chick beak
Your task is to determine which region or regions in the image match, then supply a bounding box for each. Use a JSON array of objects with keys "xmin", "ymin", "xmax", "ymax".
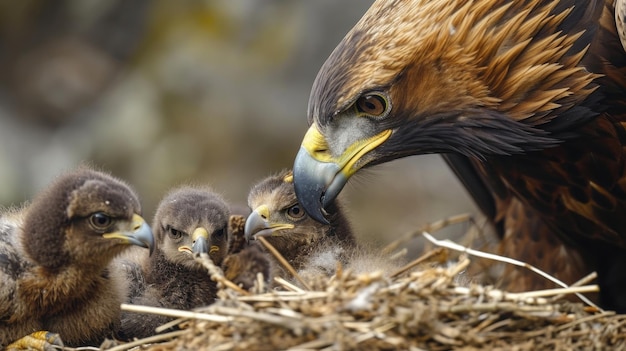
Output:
[
  {"xmin": 191, "ymin": 227, "xmax": 209, "ymax": 254},
  {"xmin": 103, "ymin": 214, "xmax": 155, "ymax": 255},
  {"xmin": 244, "ymin": 205, "xmax": 294, "ymax": 241}
]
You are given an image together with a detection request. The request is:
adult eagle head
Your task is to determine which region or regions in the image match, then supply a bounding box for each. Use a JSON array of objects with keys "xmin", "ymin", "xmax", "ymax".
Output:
[
  {"xmin": 293, "ymin": 0, "xmax": 626, "ymax": 311},
  {"xmin": 294, "ymin": 0, "xmax": 617, "ymax": 224}
]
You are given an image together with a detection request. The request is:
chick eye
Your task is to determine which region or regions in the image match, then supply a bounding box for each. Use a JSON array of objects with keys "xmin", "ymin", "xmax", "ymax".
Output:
[
  {"xmin": 168, "ymin": 227, "xmax": 184, "ymax": 240},
  {"xmin": 214, "ymin": 227, "xmax": 225, "ymax": 238},
  {"xmin": 286, "ymin": 204, "xmax": 305, "ymax": 219},
  {"xmin": 355, "ymin": 93, "xmax": 389, "ymax": 117},
  {"xmin": 90, "ymin": 212, "xmax": 112, "ymax": 229}
]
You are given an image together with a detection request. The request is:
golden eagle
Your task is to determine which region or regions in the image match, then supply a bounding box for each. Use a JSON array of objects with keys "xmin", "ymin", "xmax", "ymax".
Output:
[{"xmin": 292, "ymin": 0, "xmax": 626, "ymax": 311}]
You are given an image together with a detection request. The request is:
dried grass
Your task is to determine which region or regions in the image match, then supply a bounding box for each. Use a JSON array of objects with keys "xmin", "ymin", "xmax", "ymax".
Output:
[{"xmin": 90, "ymin": 215, "xmax": 625, "ymax": 351}]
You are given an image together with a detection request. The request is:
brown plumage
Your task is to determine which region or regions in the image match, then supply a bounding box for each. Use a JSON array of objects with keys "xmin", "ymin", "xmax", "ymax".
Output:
[
  {"xmin": 617, "ymin": 0, "xmax": 626, "ymax": 51},
  {"xmin": 118, "ymin": 186, "xmax": 230, "ymax": 340},
  {"xmin": 0, "ymin": 168, "xmax": 154, "ymax": 348},
  {"xmin": 221, "ymin": 214, "xmax": 272, "ymax": 288},
  {"xmin": 292, "ymin": 0, "xmax": 626, "ymax": 311},
  {"xmin": 245, "ymin": 170, "xmax": 355, "ymax": 278}
]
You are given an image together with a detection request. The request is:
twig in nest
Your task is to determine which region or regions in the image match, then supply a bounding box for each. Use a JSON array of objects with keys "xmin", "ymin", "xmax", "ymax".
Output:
[
  {"xmin": 552, "ymin": 311, "xmax": 618, "ymax": 333},
  {"xmin": 256, "ymin": 272, "xmax": 266, "ymax": 293},
  {"xmin": 422, "ymin": 232, "xmax": 601, "ymax": 310},
  {"xmin": 120, "ymin": 304, "xmax": 233, "ymax": 322},
  {"xmin": 390, "ymin": 247, "xmax": 447, "ymax": 278},
  {"xmin": 237, "ymin": 290, "xmax": 329, "ymax": 302},
  {"xmin": 389, "ymin": 247, "xmax": 408, "ymax": 262},
  {"xmin": 104, "ymin": 330, "xmax": 187, "ymax": 351},
  {"xmin": 211, "ymin": 305, "xmax": 306, "ymax": 330},
  {"xmin": 549, "ymin": 271, "xmax": 598, "ymax": 303},
  {"xmin": 274, "ymin": 276, "xmax": 307, "ymax": 293},
  {"xmin": 452, "ymin": 285, "xmax": 599, "ymax": 305},
  {"xmin": 155, "ymin": 317, "xmax": 186, "ymax": 333},
  {"xmin": 440, "ymin": 302, "xmax": 557, "ymax": 316},
  {"xmin": 445, "ymin": 255, "xmax": 470, "ymax": 278},
  {"xmin": 257, "ymin": 236, "xmax": 312, "ymax": 291},
  {"xmin": 287, "ymin": 338, "xmax": 333, "ymax": 350},
  {"xmin": 382, "ymin": 213, "xmax": 473, "ymax": 254},
  {"xmin": 194, "ymin": 252, "xmax": 250, "ymax": 295}
]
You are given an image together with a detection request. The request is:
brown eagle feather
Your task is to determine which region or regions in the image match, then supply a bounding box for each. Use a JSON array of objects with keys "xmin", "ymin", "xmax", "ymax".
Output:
[{"xmin": 294, "ymin": 0, "xmax": 626, "ymax": 311}]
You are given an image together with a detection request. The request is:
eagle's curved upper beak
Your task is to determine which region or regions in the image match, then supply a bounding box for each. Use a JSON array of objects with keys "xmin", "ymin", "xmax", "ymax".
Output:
[
  {"xmin": 293, "ymin": 146, "xmax": 344, "ymax": 225},
  {"xmin": 293, "ymin": 124, "xmax": 391, "ymax": 224}
]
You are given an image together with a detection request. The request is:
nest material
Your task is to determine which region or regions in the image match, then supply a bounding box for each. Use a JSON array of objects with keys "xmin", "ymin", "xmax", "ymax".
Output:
[{"xmin": 110, "ymin": 243, "xmax": 626, "ymax": 351}]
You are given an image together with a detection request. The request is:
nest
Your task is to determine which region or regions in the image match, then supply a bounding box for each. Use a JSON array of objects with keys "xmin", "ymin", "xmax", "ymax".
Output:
[{"xmin": 103, "ymin": 217, "xmax": 626, "ymax": 351}]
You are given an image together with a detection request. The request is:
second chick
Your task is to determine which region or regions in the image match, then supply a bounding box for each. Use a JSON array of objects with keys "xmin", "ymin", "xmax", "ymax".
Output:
[{"xmin": 119, "ymin": 186, "xmax": 230, "ymax": 339}]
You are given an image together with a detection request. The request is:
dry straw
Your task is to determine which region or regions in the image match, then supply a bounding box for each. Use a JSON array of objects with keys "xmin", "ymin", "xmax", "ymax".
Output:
[{"xmin": 97, "ymin": 214, "xmax": 625, "ymax": 350}]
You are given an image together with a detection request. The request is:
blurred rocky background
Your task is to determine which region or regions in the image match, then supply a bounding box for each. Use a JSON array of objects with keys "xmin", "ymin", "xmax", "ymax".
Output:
[{"xmin": 0, "ymin": 0, "xmax": 478, "ymax": 255}]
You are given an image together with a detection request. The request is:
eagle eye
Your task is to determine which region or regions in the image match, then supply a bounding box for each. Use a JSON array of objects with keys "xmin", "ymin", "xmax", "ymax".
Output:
[
  {"xmin": 167, "ymin": 226, "xmax": 184, "ymax": 240},
  {"xmin": 286, "ymin": 204, "xmax": 306, "ymax": 220},
  {"xmin": 355, "ymin": 93, "xmax": 389, "ymax": 118},
  {"xmin": 214, "ymin": 227, "xmax": 225, "ymax": 238},
  {"xmin": 89, "ymin": 212, "xmax": 112, "ymax": 230}
]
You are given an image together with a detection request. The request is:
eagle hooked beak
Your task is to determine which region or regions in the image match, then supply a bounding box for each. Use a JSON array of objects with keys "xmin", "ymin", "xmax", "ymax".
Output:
[{"xmin": 293, "ymin": 124, "xmax": 391, "ymax": 224}]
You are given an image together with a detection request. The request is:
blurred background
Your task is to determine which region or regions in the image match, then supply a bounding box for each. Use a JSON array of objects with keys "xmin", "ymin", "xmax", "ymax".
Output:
[{"xmin": 0, "ymin": 0, "xmax": 478, "ymax": 255}]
